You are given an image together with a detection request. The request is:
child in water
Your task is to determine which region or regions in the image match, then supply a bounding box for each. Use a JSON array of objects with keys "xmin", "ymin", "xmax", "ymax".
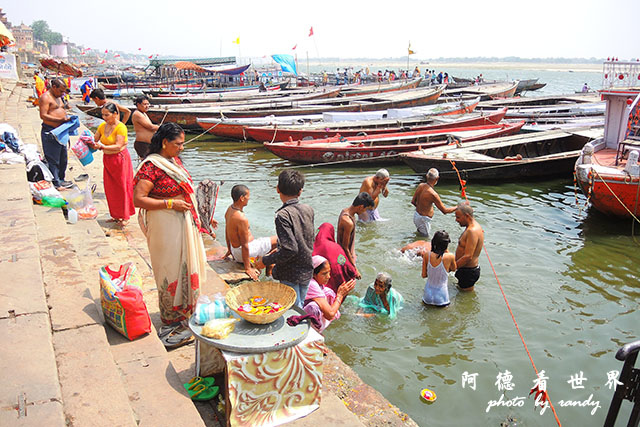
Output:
[{"xmin": 422, "ymin": 230, "xmax": 456, "ymax": 307}]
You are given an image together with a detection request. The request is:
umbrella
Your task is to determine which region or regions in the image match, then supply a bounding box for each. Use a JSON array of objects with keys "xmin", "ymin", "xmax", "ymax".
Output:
[
  {"xmin": 0, "ymin": 21, "xmax": 15, "ymax": 47},
  {"xmin": 173, "ymin": 61, "xmax": 208, "ymax": 73}
]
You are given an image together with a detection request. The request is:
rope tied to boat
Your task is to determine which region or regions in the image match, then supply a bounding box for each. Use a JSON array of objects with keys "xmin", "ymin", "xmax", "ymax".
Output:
[
  {"xmin": 448, "ymin": 159, "xmax": 563, "ymax": 427},
  {"xmin": 589, "ymin": 167, "xmax": 640, "ymax": 224}
]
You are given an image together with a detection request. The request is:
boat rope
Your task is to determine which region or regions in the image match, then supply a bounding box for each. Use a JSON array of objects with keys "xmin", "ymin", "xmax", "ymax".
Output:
[
  {"xmin": 590, "ymin": 167, "xmax": 640, "ymax": 225},
  {"xmin": 448, "ymin": 160, "xmax": 563, "ymax": 427},
  {"xmin": 159, "ymin": 106, "xmax": 170, "ymax": 125},
  {"xmin": 184, "ymin": 125, "xmax": 215, "ymax": 146},
  {"xmin": 270, "ymin": 124, "xmax": 279, "ymax": 144}
]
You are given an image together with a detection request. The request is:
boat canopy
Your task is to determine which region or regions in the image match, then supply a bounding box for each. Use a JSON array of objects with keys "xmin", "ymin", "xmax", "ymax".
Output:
[{"xmin": 271, "ymin": 54, "xmax": 297, "ymax": 75}]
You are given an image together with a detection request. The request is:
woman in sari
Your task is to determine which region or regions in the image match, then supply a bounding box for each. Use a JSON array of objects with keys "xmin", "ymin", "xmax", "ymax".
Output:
[
  {"xmin": 355, "ymin": 272, "xmax": 403, "ymax": 319},
  {"xmin": 312, "ymin": 222, "xmax": 358, "ymax": 293},
  {"xmin": 133, "ymin": 123, "xmax": 213, "ymax": 349},
  {"xmin": 302, "ymin": 255, "xmax": 355, "ymax": 333},
  {"xmin": 91, "ymin": 102, "xmax": 135, "ymax": 225}
]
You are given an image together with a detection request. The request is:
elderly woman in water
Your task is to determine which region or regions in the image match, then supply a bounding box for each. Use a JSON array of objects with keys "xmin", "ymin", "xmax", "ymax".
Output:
[{"xmin": 355, "ymin": 272, "xmax": 404, "ymax": 319}]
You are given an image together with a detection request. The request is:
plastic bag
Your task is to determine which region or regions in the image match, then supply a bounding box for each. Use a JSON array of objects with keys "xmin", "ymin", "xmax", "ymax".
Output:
[
  {"xmin": 29, "ymin": 180, "xmax": 66, "ymax": 207},
  {"xmin": 201, "ymin": 318, "xmax": 238, "ymax": 340},
  {"xmin": 194, "ymin": 293, "xmax": 232, "ymax": 324},
  {"xmin": 66, "ymin": 181, "xmax": 97, "ymax": 220},
  {"xmin": 99, "ymin": 262, "xmax": 151, "ymax": 340},
  {"xmin": 71, "ymin": 130, "xmax": 96, "ymax": 166}
]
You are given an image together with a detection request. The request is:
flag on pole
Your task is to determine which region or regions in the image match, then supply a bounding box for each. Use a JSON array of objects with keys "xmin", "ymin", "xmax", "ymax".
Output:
[
  {"xmin": 309, "ymin": 26, "xmax": 314, "ymax": 37},
  {"xmin": 148, "ymin": 54, "xmax": 153, "ymax": 59},
  {"xmin": 104, "ymin": 49, "xmax": 108, "ymax": 53},
  {"xmin": 114, "ymin": 54, "xmax": 120, "ymax": 57},
  {"xmin": 292, "ymin": 44, "xmax": 297, "ymax": 50},
  {"xmin": 138, "ymin": 47, "xmax": 142, "ymax": 51},
  {"xmin": 232, "ymin": 37, "xmax": 240, "ymax": 44},
  {"xmin": 408, "ymin": 42, "xmax": 415, "ymax": 55}
]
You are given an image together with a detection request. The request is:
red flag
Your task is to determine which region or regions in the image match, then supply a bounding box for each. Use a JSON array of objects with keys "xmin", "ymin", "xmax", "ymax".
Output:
[
  {"xmin": 100, "ymin": 59, "xmax": 105, "ymax": 64},
  {"xmin": 309, "ymin": 26, "xmax": 314, "ymax": 37},
  {"xmin": 114, "ymin": 54, "xmax": 120, "ymax": 57},
  {"xmin": 81, "ymin": 51, "xmax": 85, "ymax": 55},
  {"xmin": 104, "ymin": 49, "xmax": 108, "ymax": 53},
  {"xmin": 292, "ymin": 44, "xmax": 297, "ymax": 50},
  {"xmin": 138, "ymin": 47, "xmax": 142, "ymax": 51},
  {"xmin": 85, "ymin": 47, "xmax": 91, "ymax": 51},
  {"xmin": 148, "ymin": 55, "xmax": 153, "ymax": 59}
]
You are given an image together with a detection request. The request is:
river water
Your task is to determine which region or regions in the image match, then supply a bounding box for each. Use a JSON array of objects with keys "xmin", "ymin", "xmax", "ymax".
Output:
[{"xmin": 79, "ymin": 64, "xmax": 638, "ymax": 426}]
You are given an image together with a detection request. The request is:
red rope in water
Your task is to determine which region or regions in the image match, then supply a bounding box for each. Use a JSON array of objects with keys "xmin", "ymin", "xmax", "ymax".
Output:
[{"xmin": 448, "ymin": 160, "xmax": 562, "ymax": 426}]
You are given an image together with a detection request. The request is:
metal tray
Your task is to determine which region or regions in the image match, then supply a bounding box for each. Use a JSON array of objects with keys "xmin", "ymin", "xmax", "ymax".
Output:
[{"xmin": 188, "ymin": 306, "xmax": 310, "ymax": 354}]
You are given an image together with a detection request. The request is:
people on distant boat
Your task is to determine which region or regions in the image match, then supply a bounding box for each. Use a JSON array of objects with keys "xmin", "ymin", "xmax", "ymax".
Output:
[
  {"xmin": 443, "ymin": 73, "xmax": 449, "ymax": 84},
  {"xmin": 131, "ymin": 95, "xmax": 159, "ymax": 159},
  {"xmin": 436, "ymin": 72, "xmax": 443, "ymax": 84},
  {"xmin": 89, "ymin": 88, "xmax": 131, "ymax": 125},
  {"xmin": 301, "ymin": 255, "xmax": 356, "ymax": 333},
  {"xmin": 582, "ymin": 83, "xmax": 590, "ymax": 93},
  {"xmin": 359, "ymin": 169, "xmax": 390, "ymax": 222},
  {"xmin": 454, "ymin": 202, "xmax": 484, "ymax": 291},
  {"xmin": 258, "ymin": 82, "xmax": 267, "ymax": 92},
  {"xmin": 354, "ymin": 272, "xmax": 403, "ymax": 319},
  {"xmin": 322, "ymin": 71, "xmax": 328, "ymax": 86},
  {"xmin": 223, "ymin": 184, "xmax": 277, "ymax": 280},
  {"xmin": 422, "ymin": 230, "xmax": 457, "ymax": 307},
  {"xmin": 337, "ymin": 192, "xmax": 375, "ymax": 279},
  {"xmin": 411, "ymin": 168, "xmax": 456, "ymax": 238},
  {"xmin": 335, "ymin": 68, "xmax": 341, "ymax": 85}
]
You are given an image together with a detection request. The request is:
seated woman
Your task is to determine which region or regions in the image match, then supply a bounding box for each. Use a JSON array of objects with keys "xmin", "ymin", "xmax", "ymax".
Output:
[
  {"xmin": 303, "ymin": 255, "xmax": 356, "ymax": 333},
  {"xmin": 313, "ymin": 222, "xmax": 359, "ymax": 293},
  {"xmin": 356, "ymin": 272, "xmax": 403, "ymax": 319},
  {"xmin": 422, "ymin": 230, "xmax": 456, "ymax": 307}
]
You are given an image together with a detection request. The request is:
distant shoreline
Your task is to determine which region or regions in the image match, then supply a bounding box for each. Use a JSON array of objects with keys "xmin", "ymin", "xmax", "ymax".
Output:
[{"xmin": 305, "ymin": 59, "xmax": 602, "ymax": 73}]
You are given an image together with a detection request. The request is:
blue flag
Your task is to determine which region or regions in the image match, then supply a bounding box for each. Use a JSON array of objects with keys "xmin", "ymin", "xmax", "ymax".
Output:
[{"xmin": 271, "ymin": 54, "xmax": 297, "ymax": 75}]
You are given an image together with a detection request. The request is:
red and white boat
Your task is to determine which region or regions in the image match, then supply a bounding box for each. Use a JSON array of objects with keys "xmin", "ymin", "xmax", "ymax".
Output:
[
  {"xmin": 263, "ymin": 121, "xmax": 524, "ymax": 165},
  {"xmin": 574, "ymin": 60, "xmax": 640, "ymax": 217}
]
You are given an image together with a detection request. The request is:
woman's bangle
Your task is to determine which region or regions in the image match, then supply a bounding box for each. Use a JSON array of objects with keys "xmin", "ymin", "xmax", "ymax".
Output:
[{"xmin": 166, "ymin": 199, "xmax": 174, "ymax": 210}]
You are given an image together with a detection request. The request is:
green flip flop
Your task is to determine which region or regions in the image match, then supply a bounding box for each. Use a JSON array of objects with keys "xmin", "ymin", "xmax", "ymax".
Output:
[
  {"xmin": 188, "ymin": 383, "xmax": 220, "ymax": 402},
  {"xmin": 183, "ymin": 376, "xmax": 216, "ymax": 391}
]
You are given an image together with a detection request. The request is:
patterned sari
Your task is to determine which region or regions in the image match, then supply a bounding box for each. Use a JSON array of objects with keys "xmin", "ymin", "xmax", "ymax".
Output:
[{"xmin": 135, "ymin": 154, "xmax": 207, "ymax": 324}]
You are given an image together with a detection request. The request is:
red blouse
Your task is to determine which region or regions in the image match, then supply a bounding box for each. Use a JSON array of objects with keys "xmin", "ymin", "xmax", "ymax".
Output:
[{"xmin": 134, "ymin": 158, "xmax": 188, "ymax": 198}]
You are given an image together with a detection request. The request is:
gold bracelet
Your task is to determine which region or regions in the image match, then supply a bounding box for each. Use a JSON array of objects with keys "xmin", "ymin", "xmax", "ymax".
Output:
[{"xmin": 167, "ymin": 199, "xmax": 174, "ymax": 210}]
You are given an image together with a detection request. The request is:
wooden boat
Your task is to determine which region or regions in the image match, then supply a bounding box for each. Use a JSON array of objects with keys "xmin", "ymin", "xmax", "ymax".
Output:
[
  {"xmin": 244, "ymin": 99, "xmax": 487, "ymax": 142},
  {"xmin": 148, "ymin": 86, "xmax": 336, "ymax": 105},
  {"xmin": 503, "ymin": 102, "xmax": 605, "ymax": 120},
  {"xmin": 263, "ymin": 122, "xmax": 523, "ymax": 165},
  {"xmin": 401, "ymin": 128, "xmax": 602, "ymax": 181},
  {"xmin": 575, "ymin": 76, "xmax": 640, "ymax": 217},
  {"xmin": 521, "ymin": 117, "xmax": 604, "ymax": 132},
  {"xmin": 198, "ymin": 99, "xmax": 488, "ymax": 141},
  {"xmin": 142, "ymin": 85, "xmax": 445, "ymax": 130},
  {"xmin": 39, "ymin": 56, "xmax": 83, "ymax": 77},
  {"xmin": 444, "ymin": 81, "xmax": 518, "ymax": 100}
]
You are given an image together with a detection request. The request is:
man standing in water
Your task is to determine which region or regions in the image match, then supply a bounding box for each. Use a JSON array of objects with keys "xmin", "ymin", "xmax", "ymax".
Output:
[
  {"xmin": 337, "ymin": 192, "xmax": 375, "ymax": 279},
  {"xmin": 359, "ymin": 169, "xmax": 390, "ymax": 222},
  {"xmin": 224, "ymin": 185, "xmax": 277, "ymax": 280},
  {"xmin": 39, "ymin": 78, "xmax": 73, "ymax": 189},
  {"xmin": 454, "ymin": 202, "xmax": 484, "ymax": 291},
  {"xmin": 131, "ymin": 95, "xmax": 158, "ymax": 159},
  {"xmin": 411, "ymin": 168, "xmax": 456, "ymax": 237}
]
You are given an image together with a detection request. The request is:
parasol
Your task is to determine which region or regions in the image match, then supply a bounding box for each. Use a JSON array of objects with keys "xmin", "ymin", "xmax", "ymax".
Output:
[
  {"xmin": 0, "ymin": 21, "xmax": 15, "ymax": 47},
  {"xmin": 39, "ymin": 55, "xmax": 83, "ymax": 77},
  {"xmin": 173, "ymin": 61, "xmax": 208, "ymax": 73}
]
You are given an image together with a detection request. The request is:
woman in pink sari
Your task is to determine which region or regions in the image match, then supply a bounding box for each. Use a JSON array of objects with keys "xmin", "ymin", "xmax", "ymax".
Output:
[
  {"xmin": 312, "ymin": 222, "xmax": 359, "ymax": 293},
  {"xmin": 133, "ymin": 123, "xmax": 215, "ymax": 348},
  {"xmin": 303, "ymin": 255, "xmax": 355, "ymax": 333}
]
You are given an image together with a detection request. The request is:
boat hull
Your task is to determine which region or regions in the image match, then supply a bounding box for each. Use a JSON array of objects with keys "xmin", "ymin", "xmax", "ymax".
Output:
[{"xmin": 575, "ymin": 166, "xmax": 640, "ymax": 217}]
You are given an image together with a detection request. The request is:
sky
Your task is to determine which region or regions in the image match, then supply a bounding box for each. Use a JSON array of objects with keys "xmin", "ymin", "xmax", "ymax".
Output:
[{"xmin": 3, "ymin": 0, "xmax": 639, "ymax": 61}]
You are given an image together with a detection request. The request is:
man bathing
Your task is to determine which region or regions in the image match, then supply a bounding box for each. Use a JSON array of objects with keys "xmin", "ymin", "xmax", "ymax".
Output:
[
  {"xmin": 359, "ymin": 169, "xmax": 390, "ymax": 222},
  {"xmin": 411, "ymin": 168, "xmax": 456, "ymax": 237},
  {"xmin": 90, "ymin": 89, "xmax": 131, "ymax": 125},
  {"xmin": 454, "ymin": 202, "xmax": 484, "ymax": 291},
  {"xmin": 337, "ymin": 192, "xmax": 375, "ymax": 279},
  {"xmin": 131, "ymin": 95, "xmax": 159, "ymax": 159},
  {"xmin": 224, "ymin": 185, "xmax": 277, "ymax": 280}
]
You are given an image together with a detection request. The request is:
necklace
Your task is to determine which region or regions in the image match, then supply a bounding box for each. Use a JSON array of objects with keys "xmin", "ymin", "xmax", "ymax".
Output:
[{"xmin": 231, "ymin": 206, "xmax": 243, "ymax": 211}]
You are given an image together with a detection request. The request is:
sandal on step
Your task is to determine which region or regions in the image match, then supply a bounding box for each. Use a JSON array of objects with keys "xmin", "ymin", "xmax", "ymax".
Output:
[
  {"xmin": 157, "ymin": 322, "xmax": 181, "ymax": 339},
  {"xmin": 160, "ymin": 326, "xmax": 193, "ymax": 350},
  {"xmin": 183, "ymin": 376, "xmax": 216, "ymax": 392}
]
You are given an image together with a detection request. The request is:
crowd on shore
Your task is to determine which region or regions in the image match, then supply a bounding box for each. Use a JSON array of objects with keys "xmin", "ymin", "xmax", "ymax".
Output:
[{"xmin": 37, "ymin": 79, "xmax": 485, "ymax": 348}]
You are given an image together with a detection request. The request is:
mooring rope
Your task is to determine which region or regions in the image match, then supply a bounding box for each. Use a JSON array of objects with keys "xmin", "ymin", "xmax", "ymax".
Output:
[{"xmin": 448, "ymin": 159, "xmax": 563, "ymax": 426}]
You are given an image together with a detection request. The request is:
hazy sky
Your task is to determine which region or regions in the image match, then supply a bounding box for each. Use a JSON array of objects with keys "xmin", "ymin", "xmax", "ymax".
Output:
[{"xmin": 3, "ymin": 0, "xmax": 638, "ymax": 60}]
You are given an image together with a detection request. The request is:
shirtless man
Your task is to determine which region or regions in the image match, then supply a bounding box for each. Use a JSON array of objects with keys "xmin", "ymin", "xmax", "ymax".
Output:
[
  {"xmin": 358, "ymin": 169, "xmax": 390, "ymax": 222},
  {"xmin": 224, "ymin": 184, "xmax": 277, "ymax": 280},
  {"xmin": 39, "ymin": 78, "xmax": 73, "ymax": 189},
  {"xmin": 131, "ymin": 95, "xmax": 158, "ymax": 159},
  {"xmin": 454, "ymin": 202, "xmax": 484, "ymax": 291},
  {"xmin": 89, "ymin": 89, "xmax": 131, "ymax": 125},
  {"xmin": 411, "ymin": 168, "xmax": 456, "ymax": 237},
  {"xmin": 337, "ymin": 192, "xmax": 374, "ymax": 278}
]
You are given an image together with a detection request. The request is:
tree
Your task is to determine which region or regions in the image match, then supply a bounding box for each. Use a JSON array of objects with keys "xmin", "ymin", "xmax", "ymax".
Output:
[{"xmin": 32, "ymin": 19, "xmax": 64, "ymax": 46}]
